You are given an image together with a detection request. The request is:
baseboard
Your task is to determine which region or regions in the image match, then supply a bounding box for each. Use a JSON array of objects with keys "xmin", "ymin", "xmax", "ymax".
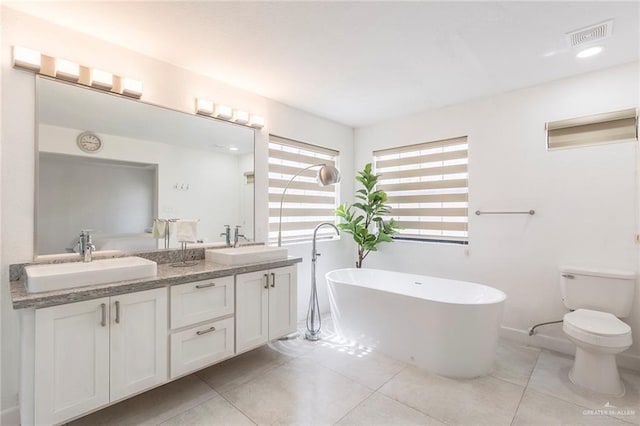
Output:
[
  {"xmin": 500, "ymin": 326, "xmax": 640, "ymax": 372},
  {"xmin": 1, "ymin": 405, "xmax": 20, "ymax": 426}
]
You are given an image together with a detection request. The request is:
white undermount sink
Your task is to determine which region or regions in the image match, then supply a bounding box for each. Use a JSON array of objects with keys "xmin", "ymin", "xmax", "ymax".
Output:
[
  {"xmin": 25, "ymin": 257, "xmax": 157, "ymax": 293},
  {"xmin": 205, "ymin": 246, "xmax": 288, "ymax": 266}
]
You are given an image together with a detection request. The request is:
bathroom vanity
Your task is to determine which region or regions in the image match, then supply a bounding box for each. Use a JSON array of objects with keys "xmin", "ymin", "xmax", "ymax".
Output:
[{"xmin": 10, "ymin": 251, "xmax": 301, "ymax": 425}]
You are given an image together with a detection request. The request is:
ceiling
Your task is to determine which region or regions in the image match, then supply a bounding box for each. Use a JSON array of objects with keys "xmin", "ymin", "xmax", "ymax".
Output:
[{"xmin": 7, "ymin": 1, "xmax": 640, "ymax": 128}]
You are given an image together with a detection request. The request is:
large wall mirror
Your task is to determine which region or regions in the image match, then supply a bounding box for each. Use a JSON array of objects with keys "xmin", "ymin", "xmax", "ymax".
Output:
[{"xmin": 36, "ymin": 76, "xmax": 255, "ymax": 257}]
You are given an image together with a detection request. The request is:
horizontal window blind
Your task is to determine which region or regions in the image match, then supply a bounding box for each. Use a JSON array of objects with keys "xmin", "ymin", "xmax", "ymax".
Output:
[
  {"xmin": 546, "ymin": 108, "xmax": 638, "ymax": 150},
  {"xmin": 269, "ymin": 135, "xmax": 339, "ymax": 244},
  {"xmin": 374, "ymin": 136, "xmax": 468, "ymax": 243}
]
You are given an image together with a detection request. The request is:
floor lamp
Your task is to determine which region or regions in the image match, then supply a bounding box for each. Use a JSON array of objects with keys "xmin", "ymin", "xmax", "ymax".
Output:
[{"xmin": 276, "ymin": 163, "xmax": 341, "ymax": 341}]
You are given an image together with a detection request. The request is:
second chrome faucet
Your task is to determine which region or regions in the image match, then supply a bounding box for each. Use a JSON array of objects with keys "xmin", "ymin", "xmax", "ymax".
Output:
[
  {"xmin": 78, "ymin": 230, "xmax": 96, "ymax": 262},
  {"xmin": 220, "ymin": 225, "xmax": 249, "ymax": 247}
]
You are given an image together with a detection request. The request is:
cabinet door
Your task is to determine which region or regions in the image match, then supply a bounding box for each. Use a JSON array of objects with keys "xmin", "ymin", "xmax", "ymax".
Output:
[
  {"xmin": 110, "ymin": 287, "xmax": 168, "ymax": 401},
  {"xmin": 235, "ymin": 271, "xmax": 269, "ymax": 353},
  {"xmin": 170, "ymin": 317, "xmax": 234, "ymax": 378},
  {"xmin": 35, "ymin": 297, "xmax": 110, "ymax": 425},
  {"xmin": 268, "ymin": 266, "xmax": 297, "ymax": 339},
  {"xmin": 170, "ymin": 276, "xmax": 234, "ymax": 329}
]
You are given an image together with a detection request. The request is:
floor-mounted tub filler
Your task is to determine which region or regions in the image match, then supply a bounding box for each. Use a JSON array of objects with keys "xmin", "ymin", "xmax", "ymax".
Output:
[{"xmin": 326, "ymin": 268, "xmax": 506, "ymax": 378}]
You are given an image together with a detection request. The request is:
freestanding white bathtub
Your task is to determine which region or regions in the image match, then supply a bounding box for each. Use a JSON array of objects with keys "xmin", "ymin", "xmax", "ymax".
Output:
[{"xmin": 326, "ymin": 268, "xmax": 506, "ymax": 378}]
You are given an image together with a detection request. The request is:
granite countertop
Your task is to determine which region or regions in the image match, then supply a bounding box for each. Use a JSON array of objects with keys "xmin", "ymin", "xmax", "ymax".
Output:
[{"xmin": 11, "ymin": 257, "xmax": 302, "ymax": 310}]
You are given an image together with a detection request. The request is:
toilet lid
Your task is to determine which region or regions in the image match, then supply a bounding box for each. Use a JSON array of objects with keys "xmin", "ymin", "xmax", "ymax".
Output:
[
  {"xmin": 564, "ymin": 309, "xmax": 631, "ymax": 336},
  {"xmin": 563, "ymin": 309, "xmax": 632, "ymax": 348}
]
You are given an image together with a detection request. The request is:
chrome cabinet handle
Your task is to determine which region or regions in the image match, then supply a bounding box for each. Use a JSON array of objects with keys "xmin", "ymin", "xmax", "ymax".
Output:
[
  {"xmin": 195, "ymin": 282, "xmax": 217, "ymax": 289},
  {"xmin": 562, "ymin": 274, "xmax": 575, "ymax": 279},
  {"xmin": 115, "ymin": 300, "xmax": 121, "ymax": 324},
  {"xmin": 100, "ymin": 303, "xmax": 106, "ymax": 327},
  {"xmin": 271, "ymin": 272, "xmax": 276, "ymax": 288},
  {"xmin": 196, "ymin": 326, "xmax": 216, "ymax": 336},
  {"xmin": 264, "ymin": 273, "xmax": 269, "ymax": 289}
]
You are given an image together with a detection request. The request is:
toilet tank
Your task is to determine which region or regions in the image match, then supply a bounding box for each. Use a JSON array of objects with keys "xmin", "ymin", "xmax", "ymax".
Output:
[{"xmin": 560, "ymin": 266, "xmax": 636, "ymax": 317}]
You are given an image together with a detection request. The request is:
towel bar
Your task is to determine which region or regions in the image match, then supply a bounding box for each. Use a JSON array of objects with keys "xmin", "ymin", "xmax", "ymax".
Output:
[{"xmin": 475, "ymin": 210, "xmax": 535, "ymax": 216}]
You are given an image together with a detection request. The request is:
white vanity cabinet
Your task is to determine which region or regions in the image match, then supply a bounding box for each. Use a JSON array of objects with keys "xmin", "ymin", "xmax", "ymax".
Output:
[
  {"xmin": 19, "ymin": 260, "xmax": 299, "ymax": 425},
  {"xmin": 34, "ymin": 297, "xmax": 110, "ymax": 426},
  {"xmin": 33, "ymin": 287, "xmax": 167, "ymax": 425},
  {"xmin": 169, "ymin": 276, "xmax": 235, "ymax": 378},
  {"xmin": 110, "ymin": 288, "xmax": 168, "ymax": 400},
  {"xmin": 236, "ymin": 266, "xmax": 297, "ymax": 353}
]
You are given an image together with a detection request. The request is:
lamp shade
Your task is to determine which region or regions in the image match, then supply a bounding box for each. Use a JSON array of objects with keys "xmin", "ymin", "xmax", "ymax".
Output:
[{"xmin": 317, "ymin": 164, "xmax": 340, "ymax": 186}]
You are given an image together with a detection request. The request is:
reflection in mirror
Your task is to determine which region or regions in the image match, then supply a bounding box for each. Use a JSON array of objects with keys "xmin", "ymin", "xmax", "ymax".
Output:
[{"xmin": 36, "ymin": 76, "xmax": 255, "ymax": 256}]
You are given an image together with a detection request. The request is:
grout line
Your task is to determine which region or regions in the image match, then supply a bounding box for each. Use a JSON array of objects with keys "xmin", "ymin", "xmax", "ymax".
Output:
[
  {"xmin": 217, "ymin": 393, "xmax": 259, "ymax": 426},
  {"xmin": 519, "ymin": 351, "xmax": 639, "ymax": 426},
  {"xmin": 155, "ymin": 393, "xmax": 220, "ymax": 426},
  {"xmin": 369, "ymin": 366, "xmax": 456, "ymax": 425},
  {"xmin": 375, "ymin": 363, "xmax": 406, "ymax": 392},
  {"xmin": 509, "ymin": 348, "xmax": 542, "ymax": 426},
  {"xmin": 209, "ymin": 359, "xmax": 286, "ymax": 395},
  {"xmin": 191, "ymin": 371, "xmax": 220, "ymax": 393},
  {"xmin": 332, "ymin": 390, "xmax": 376, "ymax": 425},
  {"xmin": 376, "ymin": 369, "xmax": 452, "ymax": 426}
]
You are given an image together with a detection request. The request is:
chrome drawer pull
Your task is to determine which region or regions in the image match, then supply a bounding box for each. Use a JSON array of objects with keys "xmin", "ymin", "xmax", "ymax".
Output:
[
  {"xmin": 196, "ymin": 326, "xmax": 216, "ymax": 336},
  {"xmin": 271, "ymin": 272, "xmax": 276, "ymax": 288},
  {"xmin": 264, "ymin": 274, "xmax": 269, "ymax": 289},
  {"xmin": 195, "ymin": 282, "xmax": 217, "ymax": 289},
  {"xmin": 562, "ymin": 274, "xmax": 575, "ymax": 279},
  {"xmin": 100, "ymin": 303, "xmax": 107, "ymax": 327}
]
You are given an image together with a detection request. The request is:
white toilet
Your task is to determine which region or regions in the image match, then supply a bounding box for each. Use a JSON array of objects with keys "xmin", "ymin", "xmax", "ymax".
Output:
[{"xmin": 560, "ymin": 266, "xmax": 635, "ymax": 396}]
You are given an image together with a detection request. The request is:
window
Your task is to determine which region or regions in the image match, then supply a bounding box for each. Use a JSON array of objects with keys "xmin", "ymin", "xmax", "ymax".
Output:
[
  {"xmin": 546, "ymin": 108, "xmax": 638, "ymax": 150},
  {"xmin": 268, "ymin": 135, "xmax": 339, "ymax": 244},
  {"xmin": 373, "ymin": 136, "xmax": 469, "ymax": 244}
]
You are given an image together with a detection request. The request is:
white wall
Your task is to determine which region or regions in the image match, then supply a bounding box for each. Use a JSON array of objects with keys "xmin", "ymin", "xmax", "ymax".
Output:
[
  {"xmin": 0, "ymin": 7, "xmax": 354, "ymax": 420},
  {"xmin": 0, "ymin": 3, "xmax": 4, "ymax": 424},
  {"xmin": 238, "ymin": 152, "xmax": 255, "ymax": 239},
  {"xmin": 355, "ymin": 61, "xmax": 640, "ymax": 366},
  {"xmin": 38, "ymin": 152, "xmax": 156, "ymax": 254}
]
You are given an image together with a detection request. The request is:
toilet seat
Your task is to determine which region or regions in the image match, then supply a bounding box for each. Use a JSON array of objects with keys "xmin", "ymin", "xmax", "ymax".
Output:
[{"xmin": 563, "ymin": 309, "xmax": 632, "ymax": 348}]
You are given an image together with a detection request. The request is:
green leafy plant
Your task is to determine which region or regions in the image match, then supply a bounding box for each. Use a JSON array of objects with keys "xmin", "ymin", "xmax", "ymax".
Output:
[{"xmin": 336, "ymin": 163, "xmax": 400, "ymax": 268}]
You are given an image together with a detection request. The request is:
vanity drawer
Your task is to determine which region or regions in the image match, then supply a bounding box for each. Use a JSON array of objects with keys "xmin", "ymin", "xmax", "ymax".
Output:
[
  {"xmin": 170, "ymin": 276, "xmax": 234, "ymax": 329},
  {"xmin": 170, "ymin": 317, "xmax": 234, "ymax": 378}
]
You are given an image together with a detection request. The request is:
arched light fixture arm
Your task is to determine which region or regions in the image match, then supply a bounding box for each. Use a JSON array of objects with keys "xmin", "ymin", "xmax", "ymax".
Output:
[{"xmin": 277, "ymin": 162, "xmax": 340, "ymax": 247}]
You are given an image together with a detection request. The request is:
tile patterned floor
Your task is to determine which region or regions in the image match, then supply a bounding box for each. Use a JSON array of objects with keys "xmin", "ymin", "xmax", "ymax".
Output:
[{"xmin": 70, "ymin": 321, "xmax": 640, "ymax": 426}]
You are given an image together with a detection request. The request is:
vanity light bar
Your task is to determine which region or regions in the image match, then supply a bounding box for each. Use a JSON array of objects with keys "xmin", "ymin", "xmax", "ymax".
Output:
[
  {"xmin": 90, "ymin": 69, "xmax": 114, "ymax": 90},
  {"xmin": 214, "ymin": 104, "xmax": 234, "ymax": 120},
  {"xmin": 249, "ymin": 114, "xmax": 265, "ymax": 129},
  {"xmin": 194, "ymin": 98, "xmax": 265, "ymax": 129},
  {"xmin": 122, "ymin": 77, "xmax": 143, "ymax": 98},
  {"xmin": 233, "ymin": 110, "xmax": 250, "ymax": 125},
  {"xmin": 196, "ymin": 98, "xmax": 215, "ymax": 115},
  {"xmin": 11, "ymin": 46, "xmax": 144, "ymax": 98},
  {"xmin": 54, "ymin": 58, "xmax": 80, "ymax": 82},
  {"xmin": 13, "ymin": 46, "xmax": 42, "ymax": 71}
]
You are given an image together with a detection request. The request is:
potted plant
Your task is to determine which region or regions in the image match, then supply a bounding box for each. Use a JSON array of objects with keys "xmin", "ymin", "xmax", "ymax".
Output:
[{"xmin": 336, "ymin": 163, "xmax": 400, "ymax": 268}]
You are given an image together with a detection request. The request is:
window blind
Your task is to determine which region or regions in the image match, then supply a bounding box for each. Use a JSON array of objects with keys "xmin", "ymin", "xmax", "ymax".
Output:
[
  {"xmin": 546, "ymin": 108, "xmax": 638, "ymax": 150},
  {"xmin": 374, "ymin": 136, "xmax": 468, "ymax": 243},
  {"xmin": 268, "ymin": 135, "xmax": 340, "ymax": 244}
]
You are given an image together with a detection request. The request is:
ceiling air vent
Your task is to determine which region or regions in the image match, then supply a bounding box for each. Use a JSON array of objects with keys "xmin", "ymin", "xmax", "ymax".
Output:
[{"xmin": 566, "ymin": 20, "xmax": 613, "ymax": 48}]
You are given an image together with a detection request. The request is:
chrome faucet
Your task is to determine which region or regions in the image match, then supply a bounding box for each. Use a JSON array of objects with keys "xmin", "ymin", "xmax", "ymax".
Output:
[
  {"xmin": 78, "ymin": 230, "xmax": 96, "ymax": 262},
  {"xmin": 233, "ymin": 225, "xmax": 248, "ymax": 248},
  {"xmin": 220, "ymin": 225, "xmax": 231, "ymax": 247},
  {"xmin": 312, "ymin": 223, "xmax": 340, "ymax": 262},
  {"xmin": 306, "ymin": 222, "xmax": 340, "ymax": 341}
]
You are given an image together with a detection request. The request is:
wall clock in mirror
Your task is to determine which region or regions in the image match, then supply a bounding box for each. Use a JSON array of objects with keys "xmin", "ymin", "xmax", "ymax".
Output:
[{"xmin": 76, "ymin": 131, "xmax": 102, "ymax": 153}]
